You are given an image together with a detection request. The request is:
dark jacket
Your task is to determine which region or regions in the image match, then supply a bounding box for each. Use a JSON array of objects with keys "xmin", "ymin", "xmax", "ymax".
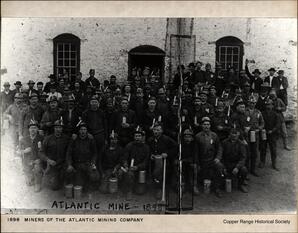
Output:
[{"xmin": 222, "ymin": 138, "xmax": 246, "ymax": 169}]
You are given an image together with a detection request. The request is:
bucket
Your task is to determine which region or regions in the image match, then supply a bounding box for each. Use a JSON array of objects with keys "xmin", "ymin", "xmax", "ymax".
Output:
[
  {"xmin": 138, "ymin": 171, "xmax": 146, "ymax": 184},
  {"xmin": 250, "ymin": 130, "xmax": 256, "ymax": 143},
  {"xmin": 225, "ymin": 179, "xmax": 232, "ymax": 193},
  {"xmin": 203, "ymin": 179, "xmax": 211, "ymax": 194},
  {"xmin": 73, "ymin": 185, "xmax": 82, "ymax": 199},
  {"xmin": 108, "ymin": 177, "xmax": 118, "ymax": 194},
  {"xmin": 65, "ymin": 184, "xmax": 73, "ymax": 198},
  {"xmin": 261, "ymin": 129, "xmax": 267, "ymax": 140}
]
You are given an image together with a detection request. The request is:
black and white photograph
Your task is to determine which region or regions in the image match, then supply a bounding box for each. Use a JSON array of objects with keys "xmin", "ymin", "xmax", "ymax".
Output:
[{"xmin": 1, "ymin": 17, "xmax": 297, "ymax": 218}]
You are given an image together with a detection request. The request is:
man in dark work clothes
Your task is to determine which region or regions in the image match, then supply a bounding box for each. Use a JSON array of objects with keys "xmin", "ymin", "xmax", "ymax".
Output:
[
  {"xmin": 41, "ymin": 119, "xmax": 70, "ymax": 190},
  {"xmin": 82, "ymin": 96, "xmax": 107, "ymax": 157},
  {"xmin": 85, "ymin": 69, "xmax": 100, "ymax": 88},
  {"xmin": 66, "ymin": 122, "xmax": 100, "ymax": 191},
  {"xmin": 195, "ymin": 117, "xmax": 224, "ymax": 198},
  {"xmin": 147, "ymin": 123, "xmax": 178, "ymax": 199},
  {"xmin": 222, "ymin": 128, "xmax": 248, "ymax": 193},
  {"xmin": 174, "ymin": 128, "xmax": 199, "ymax": 195},
  {"xmin": 120, "ymin": 127, "xmax": 150, "ymax": 200}
]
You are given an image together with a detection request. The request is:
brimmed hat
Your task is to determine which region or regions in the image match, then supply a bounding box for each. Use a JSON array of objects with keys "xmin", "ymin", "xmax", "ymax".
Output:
[
  {"xmin": 201, "ymin": 116, "xmax": 211, "ymax": 123},
  {"xmin": 14, "ymin": 93, "xmax": 23, "ymax": 99},
  {"xmin": 3, "ymin": 82, "xmax": 10, "ymax": 86},
  {"xmin": 27, "ymin": 80, "xmax": 35, "ymax": 85},
  {"xmin": 183, "ymin": 128, "xmax": 194, "ymax": 136},
  {"xmin": 37, "ymin": 81, "xmax": 43, "ymax": 85},
  {"xmin": 252, "ymin": 69, "xmax": 261, "ymax": 75},
  {"xmin": 76, "ymin": 120, "xmax": 87, "ymax": 129},
  {"xmin": 48, "ymin": 74, "xmax": 56, "ymax": 79},
  {"xmin": 65, "ymin": 96, "xmax": 75, "ymax": 102},
  {"xmin": 28, "ymin": 119, "xmax": 39, "ymax": 128},
  {"xmin": 53, "ymin": 118, "xmax": 64, "ymax": 127},
  {"xmin": 268, "ymin": 68, "xmax": 276, "ymax": 72},
  {"xmin": 188, "ymin": 62, "xmax": 195, "ymax": 68},
  {"xmin": 14, "ymin": 81, "xmax": 22, "ymax": 86},
  {"xmin": 134, "ymin": 125, "xmax": 145, "ymax": 135},
  {"xmin": 277, "ymin": 70, "xmax": 284, "ymax": 74},
  {"xmin": 49, "ymin": 96, "xmax": 58, "ymax": 102},
  {"xmin": 29, "ymin": 92, "xmax": 38, "ymax": 99}
]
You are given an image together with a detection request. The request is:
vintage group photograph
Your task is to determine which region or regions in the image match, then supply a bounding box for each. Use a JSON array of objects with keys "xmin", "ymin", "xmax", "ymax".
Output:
[{"xmin": 1, "ymin": 17, "xmax": 297, "ymax": 215}]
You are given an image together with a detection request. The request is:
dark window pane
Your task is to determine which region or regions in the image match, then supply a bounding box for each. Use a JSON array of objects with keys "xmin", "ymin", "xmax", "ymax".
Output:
[
  {"xmin": 65, "ymin": 60, "xmax": 69, "ymax": 66},
  {"xmin": 233, "ymin": 55, "xmax": 239, "ymax": 62},
  {"xmin": 58, "ymin": 44, "xmax": 63, "ymax": 50},
  {"xmin": 227, "ymin": 54, "xmax": 232, "ymax": 62},
  {"xmin": 64, "ymin": 51, "xmax": 70, "ymax": 59},
  {"xmin": 71, "ymin": 52, "xmax": 76, "ymax": 59},
  {"xmin": 233, "ymin": 47, "xmax": 239, "ymax": 54},
  {"xmin": 71, "ymin": 44, "xmax": 76, "ymax": 51},
  {"xmin": 58, "ymin": 52, "xmax": 63, "ymax": 59},
  {"xmin": 64, "ymin": 44, "xmax": 69, "ymax": 51},
  {"xmin": 227, "ymin": 47, "xmax": 232, "ymax": 54},
  {"xmin": 220, "ymin": 47, "xmax": 225, "ymax": 53},
  {"xmin": 220, "ymin": 54, "xmax": 225, "ymax": 62},
  {"xmin": 71, "ymin": 60, "xmax": 76, "ymax": 67},
  {"xmin": 58, "ymin": 59, "xmax": 63, "ymax": 66}
]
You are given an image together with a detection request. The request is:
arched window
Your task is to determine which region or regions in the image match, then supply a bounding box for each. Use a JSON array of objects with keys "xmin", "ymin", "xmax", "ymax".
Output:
[
  {"xmin": 216, "ymin": 36, "xmax": 244, "ymax": 73},
  {"xmin": 53, "ymin": 33, "xmax": 80, "ymax": 81},
  {"xmin": 128, "ymin": 45, "xmax": 165, "ymax": 82}
]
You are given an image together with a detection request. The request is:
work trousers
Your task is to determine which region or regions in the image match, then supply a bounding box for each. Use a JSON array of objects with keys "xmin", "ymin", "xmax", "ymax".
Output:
[{"xmin": 260, "ymin": 134, "xmax": 278, "ymax": 167}]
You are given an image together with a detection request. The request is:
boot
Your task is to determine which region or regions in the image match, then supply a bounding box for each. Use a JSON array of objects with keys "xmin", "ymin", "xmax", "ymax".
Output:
[{"xmin": 283, "ymin": 138, "xmax": 291, "ymax": 151}]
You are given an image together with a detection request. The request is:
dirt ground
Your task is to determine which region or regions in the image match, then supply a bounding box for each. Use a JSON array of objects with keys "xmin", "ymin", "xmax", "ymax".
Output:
[{"xmin": 1, "ymin": 124, "xmax": 297, "ymax": 215}]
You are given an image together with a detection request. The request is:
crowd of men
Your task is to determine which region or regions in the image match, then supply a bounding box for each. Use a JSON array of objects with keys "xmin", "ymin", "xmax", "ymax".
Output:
[{"xmin": 0, "ymin": 59, "xmax": 291, "ymax": 200}]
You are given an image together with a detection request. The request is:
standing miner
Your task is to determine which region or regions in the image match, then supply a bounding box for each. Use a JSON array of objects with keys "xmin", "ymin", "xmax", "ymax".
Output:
[{"xmin": 195, "ymin": 117, "xmax": 224, "ymax": 197}]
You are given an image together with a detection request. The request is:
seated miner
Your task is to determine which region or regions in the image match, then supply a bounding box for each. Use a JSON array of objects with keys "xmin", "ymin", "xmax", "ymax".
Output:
[
  {"xmin": 195, "ymin": 117, "xmax": 224, "ymax": 198},
  {"xmin": 99, "ymin": 131, "xmax": 124, "ymax": 193},
  {"xmin": 147, "ymin": 122, "xmax": 178, "ymax": 199},
  {"xmin": 40, "ymin": 96, "xmax": 62, "ymax": 135},
  {"xmin": 66, "ymin": 121, "xmax": 100, "ymax": 191},
  {"xmin": 222, "ymin": 128, "xmax": 248, "ymax": 193},
  {"xmin": 174, "ymin": 128, "xmax": 199, "ymax": 195},
  {"xmin": 17, "ymin": 119, "xmax": 44, "ymax": 192},
  {"xmin": 41, "ymin": 119, "xmax": 70, "ymax": 190},
  {"xmin": 119, "ymin": 127, "xmax": 150, "ymax": 200}
]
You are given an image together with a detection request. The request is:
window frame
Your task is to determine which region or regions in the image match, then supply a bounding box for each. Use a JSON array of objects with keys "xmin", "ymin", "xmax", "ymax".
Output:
[
  {"xmin": 53, "ymin": 33, "xmax": 81, "ymax": 80},
  {"xmin": 216, "ymin": 36, "xmax": 244, "ymax": 74}
]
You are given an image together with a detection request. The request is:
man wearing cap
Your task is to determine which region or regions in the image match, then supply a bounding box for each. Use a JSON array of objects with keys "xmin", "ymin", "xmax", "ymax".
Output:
[
  {"xmin": 66, "ymin": 122, "xmax": 100, "ymax": 191},
  {"xmin": 244, "ymin": 95, "xmax": 264, "ymax": 176},
  {"xmin": 19, "ymin": 93, "xmax": 44, "ymax": 139},
  {"xmin": 239, "ymin": 70, "xmax": 250, "ymax": 89},
  {"xmin": 85, "ymin": 69, "xmax": 100, "ymax": 88},
  {"xmin": 61, "ymin": 96, "xmax": 81, "ymax": 136},
  {"xmin": 222, "ymin": 128, "xmax": 248, "ymax": 193},
  {"xmin": 156, "ymin": 87, "xmax": 170, "ymax": 116},
  {"xmin": 40, "ymin": 96, "xmax": 62, "ymax": 135},
  {"xmin": 142, "ymin": 96, "xmax": 162, "ymax": 138},
  {"xmin": 204, "ymin": 63, "xmax": 215, "ymax": 84},
  {"xmin": 272, "ymin": 70, "xmax": 289, "ymax": 106},
  {"xmin": 36, "ymin": 82, "xmax": 44, "ymax": 97},
  {"xmin": 0, "ymin": 82, "xmax": 14, "ymax": 112},
  {"xmin": 195, "ymin": 116, "xmax": 223, "ymax": 197},
  {"xmin": 174, "ymin": 128, "xmax": 199, "ymax": 195},
  {"xmin": 17, "ymin": 119, "xmax": 44, "ymax": 192},
  {"xmin": 194, "ymin": 61, "xmax": 206, "ymax": 85},
  {"xmin": 82, "ymin": 96, "xmax": 107, "ymax": 158},
  {"xmin": 241, "ymin": 82, "xmax": 252, "ymax": 106},
  {"xmin": 11, "ymin": 81, "xmax": 22, "ymax": 97},
  {"xmin": 256, "ymin": 83, "xmax": 270, "ymax": 112},
  {"xmin": 71, "ymin": 72, "xmax": 86, "ymax": 93},
  {"xmin": 211, "ymin": 100, "xmax": 231, "ymax": 141},
  {"xmin": 111, "ymin": 97, "xmax": 136, "ymax": 147},
  {"xmin": 147, "ymin": 123, "xmax": 178, "ymax": 199},
  {"xmin": 99, "ymin": 131, "xmax": 123, "ymax": 193},
  {"xmin": 245, "ymin": 59, "xmax": 263, "ymax": 92},
  {"xmin": 25, "ymin": 80, "xmax": 39, "ymax": 97},
  {"xmin": 44, "ymin": 74, "xmax": 58, "ymax": 94},
  {"xmin": 259, "ymin": 99, "xmax": 281, "ymax": 170},
  {"xmin": 264, "ymin": 68, "xmax": 276, "ymax": 88},
  {"xmin": 41, "ymin": 119, "xmax": 70, "ymax": 190},
  {"xmin": 120, "ymin": 127, "xmax": 150, "ymax": 199},
  {"xmin": 197, "ymin": 90, "xmax": 214, "ymax": 118},
  {"xmin": 130, "ymin": 87, "xmax": 146, "ymax": 125},
  {"xmin": 46, "ymin": 83, "xmax": 62, "ymax": 103},
  {"xmin": 214, "ymin": 64, "xmax": 226, "ymax": 96},
  {"xmin": 269, "ymin": 89, "xmax": 290, "ymax": 151},
  {"xmin": 4, "ymin": 93, "xmax": 26, "ymax": 149}
]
